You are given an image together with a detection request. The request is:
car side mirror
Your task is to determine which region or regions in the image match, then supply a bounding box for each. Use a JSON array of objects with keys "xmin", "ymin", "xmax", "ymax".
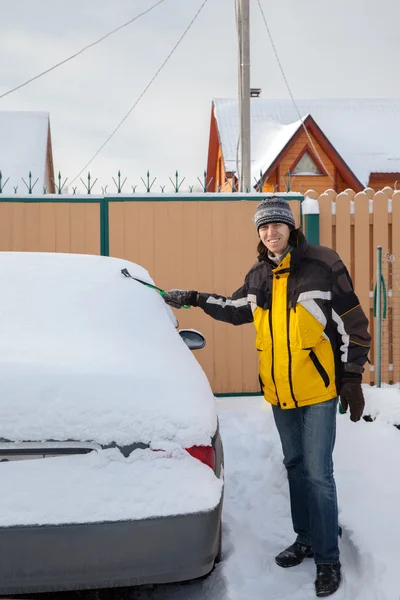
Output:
[{"xmin": 179, "ymin": 329, "xmax": 206, "ymax": 350}]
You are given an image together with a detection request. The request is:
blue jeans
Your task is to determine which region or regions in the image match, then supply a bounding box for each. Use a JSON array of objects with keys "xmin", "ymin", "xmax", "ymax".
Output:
[{"xmin": 272, "ymin": 398, "xmax": 340, "ymax": 565}]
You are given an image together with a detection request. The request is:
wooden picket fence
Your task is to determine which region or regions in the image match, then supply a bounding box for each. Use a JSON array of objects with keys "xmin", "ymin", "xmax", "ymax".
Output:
[{"xmin": 306, "ymin": 186, "xmax": 400, "ymax": 385}]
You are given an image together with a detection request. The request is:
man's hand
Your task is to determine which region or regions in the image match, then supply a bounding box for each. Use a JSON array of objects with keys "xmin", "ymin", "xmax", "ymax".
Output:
[
  {"xmin": 339, "ymin": 376, "xmax": 365, "ymax": 422},
  {"xmin": 162, "ymin": 289, "xmax": 198, "ymax": 309}
]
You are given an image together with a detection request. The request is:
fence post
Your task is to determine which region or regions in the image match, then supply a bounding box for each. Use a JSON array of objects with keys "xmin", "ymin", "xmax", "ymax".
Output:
[
  {"xmin": 374, "ymin": 246, "xmax": 383, "ymax": 387},
  {"xmin": 302, "ymin": 195, "xmax": 320, "ymax": 244},
  {"xmin": 100, "ymin": 197, "xmax": 109, "ymax": 256}
]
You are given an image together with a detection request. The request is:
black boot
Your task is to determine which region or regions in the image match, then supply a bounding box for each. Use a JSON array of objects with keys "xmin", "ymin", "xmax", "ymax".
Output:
[
  {"xmin": 315, "ymin": 563, "xmax": 341, "ymax": 597},
  {"xmin": 275, "ymin": 541, "xmax": 314, "ymax": 568}
]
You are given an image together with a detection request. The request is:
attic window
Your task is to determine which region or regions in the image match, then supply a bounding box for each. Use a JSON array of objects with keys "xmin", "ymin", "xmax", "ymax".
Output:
[{"xmin": 292, "ymin": 152, "xmax": 323, "ymax": 176}]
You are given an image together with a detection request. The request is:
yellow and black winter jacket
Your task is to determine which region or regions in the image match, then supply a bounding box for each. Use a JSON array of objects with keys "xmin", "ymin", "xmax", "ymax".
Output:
[{"xmin": 197, "ymin": 232, "xmax": 371, "ymax": 409}]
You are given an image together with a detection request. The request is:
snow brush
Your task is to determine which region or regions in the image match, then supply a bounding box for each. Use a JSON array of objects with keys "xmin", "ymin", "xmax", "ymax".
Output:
[{"xmin": 121, "ymin": 268, "xmax": 191, "ymax": 309}]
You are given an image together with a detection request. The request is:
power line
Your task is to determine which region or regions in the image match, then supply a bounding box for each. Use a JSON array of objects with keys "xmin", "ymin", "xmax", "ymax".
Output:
[
  {"xmin": 256, "ymin": 0, "xmax": 334, "ymax": 183},
  {"xmin": 0, "ymin": 0, "xmax": 167, "ymax": 101},
  {"xmin": 71, "ymin": 0, "xmax": 209, "ymax": 185}
]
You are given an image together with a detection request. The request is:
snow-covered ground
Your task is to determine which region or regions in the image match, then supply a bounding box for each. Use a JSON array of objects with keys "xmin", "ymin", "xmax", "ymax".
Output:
[
  {"xmin": 14, "ymin": 385, "xmax": 400, "ymax": 600},
  {"xmin": 126, "ymin": 386, "xmax": 400, "ymax": 600}
]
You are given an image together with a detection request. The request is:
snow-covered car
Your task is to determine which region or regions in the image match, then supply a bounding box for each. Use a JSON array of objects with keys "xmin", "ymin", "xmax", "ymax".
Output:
[{"xmin": 0, "ymin": 252, "xmax": 224, "ymax": 595}]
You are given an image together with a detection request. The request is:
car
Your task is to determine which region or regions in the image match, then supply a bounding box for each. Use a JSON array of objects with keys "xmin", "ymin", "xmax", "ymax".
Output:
[{"xmin": 0, "ymin": 251, "xmax": 224, "ymax": 595}]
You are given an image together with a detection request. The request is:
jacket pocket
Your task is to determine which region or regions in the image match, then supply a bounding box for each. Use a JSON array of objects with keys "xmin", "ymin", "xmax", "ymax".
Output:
[
  {"xmin": 254, "ymin": 307, "xmax": 272, "ymax": 352},
  {"xmin": 309, "ymin": 349, "xmax": 330, "ymax": 387},
  {"xmin": 290, "ymin": 303, "xmax": 325, "ymax": 350}
]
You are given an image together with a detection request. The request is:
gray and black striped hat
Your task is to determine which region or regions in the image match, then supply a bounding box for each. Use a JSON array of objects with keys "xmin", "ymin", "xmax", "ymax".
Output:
[{"xmin": 253, "ymin": 196, "xmax": 295, "ymax": 231}]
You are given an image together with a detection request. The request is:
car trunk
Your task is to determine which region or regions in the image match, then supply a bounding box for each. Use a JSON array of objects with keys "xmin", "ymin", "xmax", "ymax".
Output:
[{"xmin": 0, "ymin": 446, "xmax": 223, "ymax": 527}]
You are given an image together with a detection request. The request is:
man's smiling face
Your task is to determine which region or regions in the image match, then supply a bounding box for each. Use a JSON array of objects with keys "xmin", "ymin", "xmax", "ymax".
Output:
[{"xmin": 258, "ymin": 222, "xmax": 291, "ymax": 256}]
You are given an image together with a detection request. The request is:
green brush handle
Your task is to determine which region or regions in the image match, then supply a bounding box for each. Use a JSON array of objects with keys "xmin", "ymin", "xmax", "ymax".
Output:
[{"xmin": 121, "ymin": 269, "xmax": 191, "ymax": 309}]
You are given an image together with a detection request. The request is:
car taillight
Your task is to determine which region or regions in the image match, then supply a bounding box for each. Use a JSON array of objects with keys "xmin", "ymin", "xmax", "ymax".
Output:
[{"xmin": 185, "ymin": 445, "xmax": 215, "ymax": 470}]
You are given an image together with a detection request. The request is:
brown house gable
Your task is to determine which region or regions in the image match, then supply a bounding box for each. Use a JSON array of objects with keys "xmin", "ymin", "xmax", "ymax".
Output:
[
  {"xmin": 207, "ymin": 108, "xmax": 366, "ymax": 194},
  {"xmin": 260, "ymin": 128, "xmax": 334, "ymax": 195},
  {"xmin": 257, "ymin": 115, "xmax": 363, "ymax": 193}
]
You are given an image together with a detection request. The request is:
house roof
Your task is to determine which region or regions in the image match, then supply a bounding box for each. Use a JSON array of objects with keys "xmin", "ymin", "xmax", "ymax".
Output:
[
  {"xmin": 213, "ymin": 98, "xmax": 400, "ymax": 187},
  {"xmin": 0, "ymin": 111, "xmax": 51, "ymax": 194}
]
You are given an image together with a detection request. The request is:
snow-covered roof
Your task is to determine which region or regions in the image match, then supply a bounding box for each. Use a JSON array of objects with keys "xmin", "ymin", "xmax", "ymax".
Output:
[
  {"xmin": 0, "ymin": 111, "xmax": 50, "ymax": 193},
  {"xmin": 213, "ymin": 98, "xmax": 400, "ymax": 187}
]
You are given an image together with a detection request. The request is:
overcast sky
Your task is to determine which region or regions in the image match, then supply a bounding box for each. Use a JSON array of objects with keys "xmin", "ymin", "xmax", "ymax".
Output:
[{"xmin": 1, "ymin": 0, "xmax": 399, "ymax": 193}]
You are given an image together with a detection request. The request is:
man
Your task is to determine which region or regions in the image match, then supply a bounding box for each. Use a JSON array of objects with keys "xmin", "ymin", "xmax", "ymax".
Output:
[{"xmin": 162, "ymin": 196, "xmax": 371, "ymax": 598}]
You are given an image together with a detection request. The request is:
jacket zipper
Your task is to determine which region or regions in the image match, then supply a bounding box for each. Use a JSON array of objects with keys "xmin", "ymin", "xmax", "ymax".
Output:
[
  {"xmin": 286, "ymin": 307, "xmax": 298, "ymax": 407},
  {"xmin": 268, "ymin": 308, "xmax": 280, "ymax": 406}
]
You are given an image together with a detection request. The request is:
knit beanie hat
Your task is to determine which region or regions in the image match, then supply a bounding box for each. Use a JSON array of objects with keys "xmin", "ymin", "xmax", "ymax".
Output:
[{"xmin": 252, "ymin": 196, "xmax": 296, "ymax": 231}]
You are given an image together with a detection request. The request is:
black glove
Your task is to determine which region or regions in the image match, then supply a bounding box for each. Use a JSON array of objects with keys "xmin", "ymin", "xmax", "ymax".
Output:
[
  {"xmin": 162, "ymin": 289, "xmax": 198, "ymax": 309},
  {"xmin": 339, "ymin": 374, "xmax": 365, "ymax": 422}
]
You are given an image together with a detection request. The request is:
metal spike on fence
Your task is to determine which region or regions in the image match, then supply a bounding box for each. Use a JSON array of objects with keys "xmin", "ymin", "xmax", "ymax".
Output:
[
  {"xmin": 72, "ymin": 187, "xmax": 77, "ymax": 195},
  {"xmin": 52, "ymin": 171, "xmax": 68, "ymax": 195},
  {"xmin": 281, "ymin": 170, "xmax": 295, "ymax": 193},
  {"xmin": 189, "ymin": 186, "xmax": 194, "ymax": 193},
  {"xmin": 254, "ymin": 169, "xmax": 263, "ymax": 192},
  {"xmin": 198, "ymin": 170, "xmax": 207, "ymax": 193},
  {"xmin": 131, "ymin": 185, "xmax": 137, "ymax": 193},
  {"xmin": 141, "ymin": 170, "xmax": 156, "ymax": 193},
  {"xmin": 0, "ymin": 171, "xmax": 10, "ymax": 193},
  {"xmin": 21, "ymin": 171, "xmax": 39, "ymax": 194},
  {"xmin": 112, "ymin": 170, "xmax": 127, "ymax": 193},
  {"xmin": 43, "ymin": 186, "xmax": 47, "ymax": 195},
  {"xmin": 160, "ymin": 185, "xmax": 165, "ymax": 193},
  {"xmin": 13, "ymin": 186, "xmax": 18, "ymax": 194},
  {"xmin": 197, "ymin": 170, "xmax": 214, "ymax": 193},
  {"xmin": 80, "ymin": 172, "xmax": 98, "ymax": 195},
  {"xmin": 169, "ymin": 170, "xmax": 185, "ymax": 193}
]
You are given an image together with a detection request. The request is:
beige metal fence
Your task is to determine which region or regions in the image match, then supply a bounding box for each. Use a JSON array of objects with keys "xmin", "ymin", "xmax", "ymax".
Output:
[{"xmin": 0, "ymin": 201, "xmax": 100, "ymax": 255}]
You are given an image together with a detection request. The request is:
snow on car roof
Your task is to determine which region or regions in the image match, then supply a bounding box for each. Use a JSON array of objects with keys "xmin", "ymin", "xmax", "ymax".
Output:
[{"xmin": 0, "ymin": 252, "xmax": 217, "ymax": 447}]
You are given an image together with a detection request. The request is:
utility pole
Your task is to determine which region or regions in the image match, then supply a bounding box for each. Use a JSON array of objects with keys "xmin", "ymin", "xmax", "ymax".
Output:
[{"xmin": 238, "ymin": 0, "xmax": 251, "ymax": 192}]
